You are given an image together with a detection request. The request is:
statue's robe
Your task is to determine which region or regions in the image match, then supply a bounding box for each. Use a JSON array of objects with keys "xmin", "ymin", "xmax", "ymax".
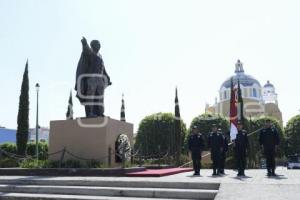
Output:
[
  {"xmin": 74, "ymin": 45, "xmax": 111, "ymax": 104},
  {"xmin": 74, "ymin": 49, "xmax": 89, "ymax": 104}
]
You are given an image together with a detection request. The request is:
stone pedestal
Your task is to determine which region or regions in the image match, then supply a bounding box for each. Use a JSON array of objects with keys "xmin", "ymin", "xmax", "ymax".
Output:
[{"xmin": 48, "ymin": 117, "xmax": 133, "ymax": 167}]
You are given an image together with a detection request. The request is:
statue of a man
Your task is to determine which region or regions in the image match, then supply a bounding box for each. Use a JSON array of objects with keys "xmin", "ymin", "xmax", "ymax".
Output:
[{"xmin": 75, "ymin": 37, "xmax": 112, "ymax": 118}]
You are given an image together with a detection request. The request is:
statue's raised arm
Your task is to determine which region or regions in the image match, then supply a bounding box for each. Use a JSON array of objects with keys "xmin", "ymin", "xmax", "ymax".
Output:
[
  {"xmin": 81, "ymin": 37, "xmax": 91, "ymax": 54},
  {"xmin": 81, "ymin": 37, "xmax": 88, "ymax": 46},
  {"xmin": 75, "ymin": 36, "xmax": 90, "ymax": 102}
]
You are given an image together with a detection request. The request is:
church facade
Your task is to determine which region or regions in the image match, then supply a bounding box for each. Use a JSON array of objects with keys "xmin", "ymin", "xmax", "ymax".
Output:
[{"xmin": 206, "ymin": 60, "xmax": 282, "ymax": 125}]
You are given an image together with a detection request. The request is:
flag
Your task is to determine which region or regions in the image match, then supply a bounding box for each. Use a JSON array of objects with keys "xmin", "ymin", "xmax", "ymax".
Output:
[
  {"xmin": 66, "ymin": 90, "xmax": 73, "ymax": 120},
  {"xmin": 237, "ymin": 79, "xmax": 244, "ymax": 123},
  {"xmin": 120, "ymin": 94, "xmax": 126, "ymax": 122},
  {"xmin": 229, "ymin": 78, "xmax": 238, "ymax": 140},
  {"xmin": 174, "ymin": 87, "xmax": 181, "ymax": 166}
]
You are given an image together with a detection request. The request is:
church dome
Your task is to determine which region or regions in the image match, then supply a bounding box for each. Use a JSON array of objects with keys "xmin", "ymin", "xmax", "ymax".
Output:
[{"xmin": 220, "ymin": 60, "xmax": 261, "ymax": 90}]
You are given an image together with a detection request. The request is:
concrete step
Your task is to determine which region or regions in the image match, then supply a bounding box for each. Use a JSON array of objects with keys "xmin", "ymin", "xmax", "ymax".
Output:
[
  {"xmin": 0, "ymin": 185, "xmax": 218, "ymax": 200},
  {"xmin": 0, "ymin": 178, "xmax": 219, "ymax": 190},
  {"xmin": 0, "ymin": 192, "xmax": 194, "ymax": 200}
]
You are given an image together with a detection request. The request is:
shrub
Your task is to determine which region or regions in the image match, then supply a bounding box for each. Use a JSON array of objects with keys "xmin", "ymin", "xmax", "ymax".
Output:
[
  {"xmin": 19, "ymin": 159, "xmax": 84, "ymax": 169},
  {"xmin": 19, "ymin": 159, "xmax": 47, "ymax": 168},
  {"xmin": 61, "ymin": 160, "xmax": 82, "ymax": 168},
  {"xmin": 0, "ymin": 143, "xmax": 17, "ymax": 157},
  {"xmin": 86, "ymin": 159, "xmax": 102, "ymax": 168},
  {"xmin": 135, "ymin": 112, "xmax": 187, "ymax": 157},
  {"xmin": 26, "ymin": 142, "xmax": 48, "ymax": 160},
  {"xmin": 0, "ymin": 158, "xmax": 19, "ymax": 168}
]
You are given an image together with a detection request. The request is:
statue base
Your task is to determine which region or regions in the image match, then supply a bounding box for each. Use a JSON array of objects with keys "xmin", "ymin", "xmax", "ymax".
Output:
[{"xmin": 48, "ymin": 117, "xmax": 133, "ymax": 167}]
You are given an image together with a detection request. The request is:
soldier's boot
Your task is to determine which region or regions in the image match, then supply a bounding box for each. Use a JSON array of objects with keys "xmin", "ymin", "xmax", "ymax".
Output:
[
  {"xmin": 194, "ymin": 168, "xmax": 200, "ymax": 176},
  {"xmin": 237, "ymin": 169, "xmax": 242, "ymax": 176},
  {"xmin": 212, "ymin": 169, "xmax": 217, "ymax": 176},
  {"xmin": 194, "ymin": 171, "xmax": 200, "ymax": 176},
  {"xmin": 241, "ymin": 169, "xmax": 245, "ymax": 176},
  {"xmin": 220, "ymin": 169, "xmax": 225, "ymax": 175},
  {"xmin": 267, "ymin": 168, "xmax": 272, "ymax": 177},
  {"xmin": 272, "ymin": 168, "xmax": 277, "ymax": 176}
]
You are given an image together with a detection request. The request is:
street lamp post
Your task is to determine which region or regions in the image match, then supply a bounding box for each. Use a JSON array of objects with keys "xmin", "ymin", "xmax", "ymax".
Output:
[{"xmin": 35, "ymin": 83, "xmax": 40, "ymax": 162}]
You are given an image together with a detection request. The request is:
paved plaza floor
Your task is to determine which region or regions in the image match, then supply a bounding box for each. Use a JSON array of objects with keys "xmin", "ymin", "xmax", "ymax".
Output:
[{"xmin": 0, "ymin": 167, "xmax": 299, "ymax": 199}]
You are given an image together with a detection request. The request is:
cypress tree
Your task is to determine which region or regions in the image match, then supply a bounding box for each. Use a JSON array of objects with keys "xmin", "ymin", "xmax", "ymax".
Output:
[
  {"xmin": 120, "ymin": 94, "xmax": 126, "ymax": 122},
  {"xmin": 174, "ymin": 87, "xmax": 181, "ymax": 166},
  {"xmin": 66, "ymin": 90, "xmax": 73, "ymax": 120},
  {"xmin": 16, "ymin": 61, "xmax": 30, "ymax": 155}
]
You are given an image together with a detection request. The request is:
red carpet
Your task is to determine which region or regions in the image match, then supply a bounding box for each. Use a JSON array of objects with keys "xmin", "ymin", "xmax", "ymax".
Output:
[{"xmin": 126, "ymin": 167, "xmax": 193, "ymax": 177}]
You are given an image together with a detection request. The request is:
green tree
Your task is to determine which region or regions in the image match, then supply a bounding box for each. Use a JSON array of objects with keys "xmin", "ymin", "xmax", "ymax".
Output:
[
  {"xmin": 188, "ymin": 113, "xmax": 229, "ymax": 150},
  {"xmin": 16, "ymin": 61, "xmax": 29, "ymax": 155},
  {"xmin": 135, "ymin": 113, "xmax": 187, "ymax": 157},
  {"xmin": 174, "ymin": 87, "xmax": 181, "ymax": 166},
  {"xmin": 285, "ymin": 115, "xmax": 300, "ymax": 156},
  {"xmin": 245, "ymin": 118, "xmax": 262, "ymax": 168}
]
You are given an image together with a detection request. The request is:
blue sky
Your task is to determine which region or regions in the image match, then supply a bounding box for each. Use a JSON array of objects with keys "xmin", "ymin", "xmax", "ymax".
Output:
[{"xmin": 0, "ymin": 0, "xmax": 299, "ymax": 131}]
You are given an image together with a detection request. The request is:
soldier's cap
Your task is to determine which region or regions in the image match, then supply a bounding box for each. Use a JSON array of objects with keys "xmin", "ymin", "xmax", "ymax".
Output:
[
  {"xmin": 212, "ymin": 124, "xmax": 217, "ymax": 127},
  {"xmin": 237, "ymin": 120, "xmax": 243, "ymax": 125},
  {"xmin": 192, "ymin": 126, "xmax": 198, "ymax": 129},
  {"xmin": 218, "ymin": 128, "xmax": 222, "ymax": 131}
]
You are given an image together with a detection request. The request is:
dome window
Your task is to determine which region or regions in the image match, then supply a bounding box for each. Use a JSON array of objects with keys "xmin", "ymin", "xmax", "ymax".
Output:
[{"xmin": 253, "ymin": 88, "xmax": 257, "ymax": 97}]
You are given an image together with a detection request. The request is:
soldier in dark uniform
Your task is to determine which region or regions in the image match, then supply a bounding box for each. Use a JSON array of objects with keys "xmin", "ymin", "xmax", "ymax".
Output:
[
  {"xmin": 219, "ymin": 128, "xmax": 229, "ymax": 175},
  {"xmin": 234, "ymin": 121, "xmax": 249, "ymax": 176},
  {"xmin": 188, "ymin": 126, "xmax": 204, "ymax": 176},
  {"xmin": 259, "ymin": 119, "xmax": 280, "ymax": 176},
  {"xmin": 208, "ymin": 124, "xmax": 224, "ymax": 176}
]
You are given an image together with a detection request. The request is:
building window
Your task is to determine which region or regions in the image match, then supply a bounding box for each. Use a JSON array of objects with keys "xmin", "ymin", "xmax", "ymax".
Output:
[
  {"xmin": 243, "ymin": 88, "xmax": 247, "ymax": 97},
  {"xmin": 224, "ymin": 91, "xmax": 227, "ymax": 100},
  {"xmin": 253, "ymin": 88, "xmax": 257, "ymax": 97}
]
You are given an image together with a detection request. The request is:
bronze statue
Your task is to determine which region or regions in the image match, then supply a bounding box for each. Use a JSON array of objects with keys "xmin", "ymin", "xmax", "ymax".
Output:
[{"xmin": 75, "ymin": 37, "xmax": 112, "ymax": 118}]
